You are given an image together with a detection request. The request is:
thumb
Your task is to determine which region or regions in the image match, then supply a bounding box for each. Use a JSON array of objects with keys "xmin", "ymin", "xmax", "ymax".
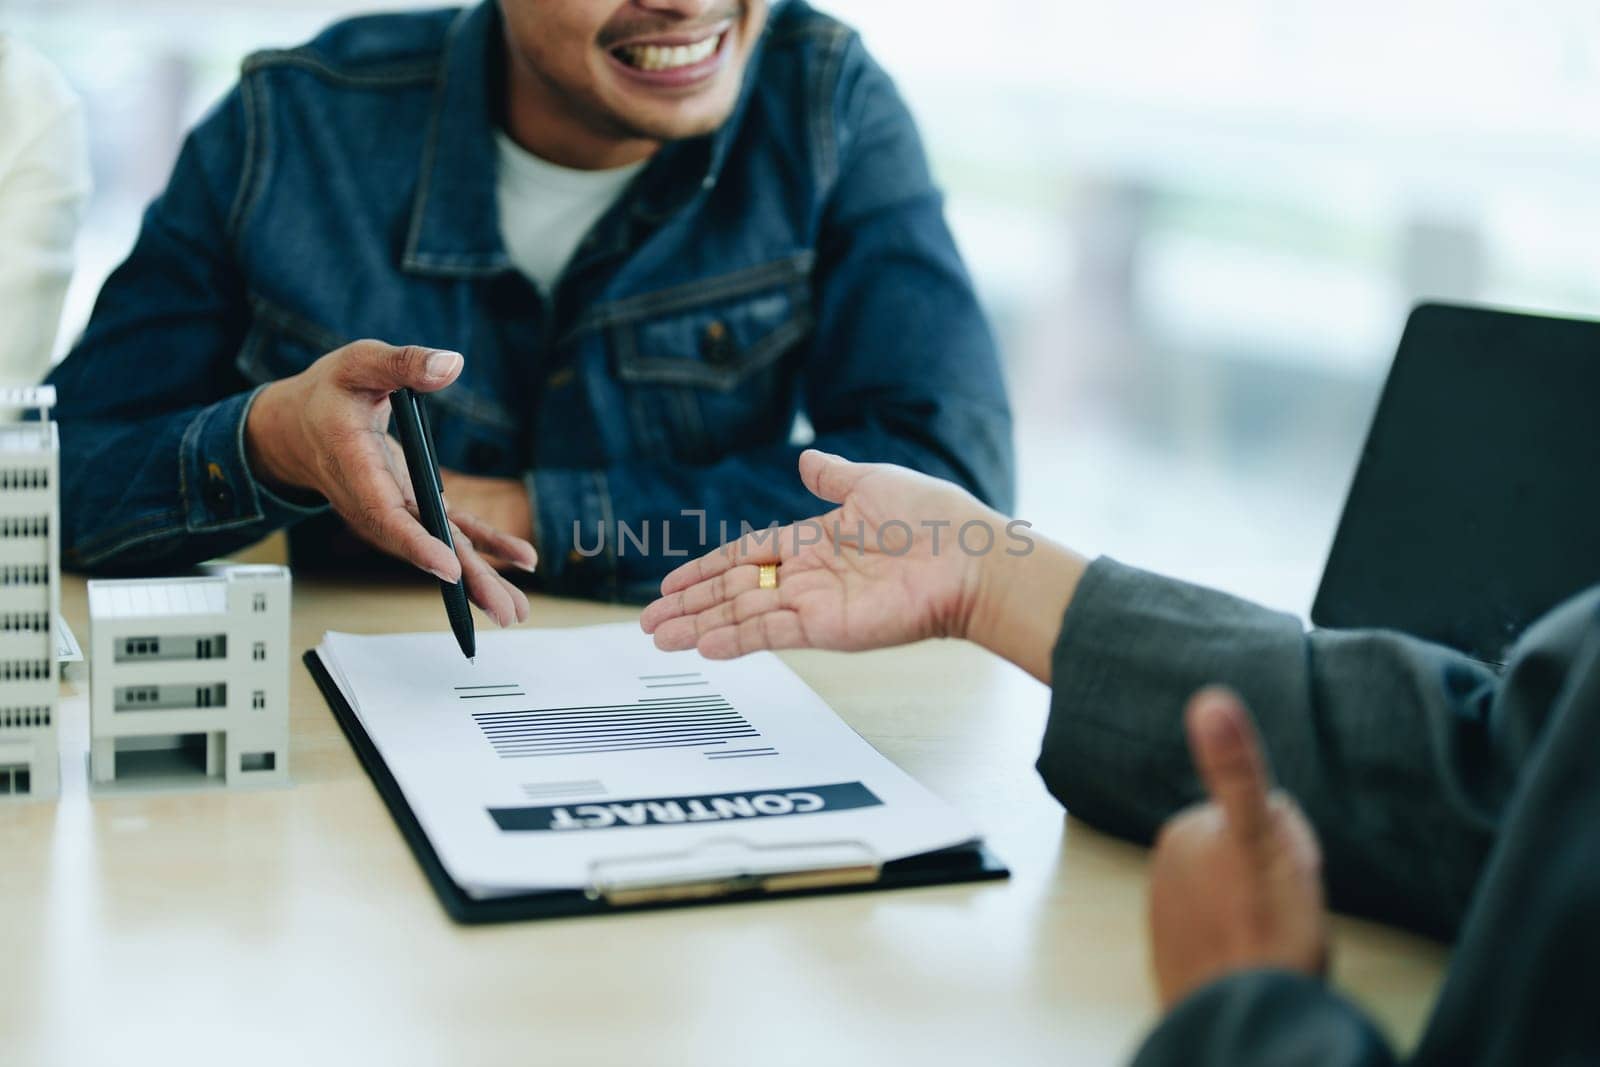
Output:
[
  {"xmin": 1185, "ymin": 686, "xmax": 1274, "ymax": 845},
  {"xmin": 799, "ymin": 449, "xmax": 868, "ymax": 504},
  {"xmin": 333, "ymin": 341, "xmax": 463, "ymax": 395}
]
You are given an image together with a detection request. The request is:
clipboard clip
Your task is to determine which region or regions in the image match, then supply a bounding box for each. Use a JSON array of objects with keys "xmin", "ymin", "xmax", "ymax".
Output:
[{"xmin": 586, "ymin": 837, "xmax": 882, "ymax": 907}]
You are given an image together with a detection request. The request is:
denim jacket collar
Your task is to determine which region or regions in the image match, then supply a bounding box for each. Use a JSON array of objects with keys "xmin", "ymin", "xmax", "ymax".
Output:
[
  {"xmin": 402, "ymin": 3, "xmax": 507, "ymax": 278},
  {"xmin": 402, "ymin": 0, "xmax": 773, "ymax": 280}
]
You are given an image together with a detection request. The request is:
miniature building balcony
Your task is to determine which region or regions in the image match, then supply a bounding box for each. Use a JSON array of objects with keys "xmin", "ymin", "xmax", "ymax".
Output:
[
  {"xmin": 0, "ymin": 589, "xmax": 50, "ymax": 613},
  {"xmin": 113, "ymin": 633, "xmax": 228, "ymax": 664},
  {"xmin": 96, "ymin": 658, "xmax": 276, "ymax": 689},
  {"xmin": 0, "ymin": 541, "xmax": 49, "ymax": 567},
  {"xmin": 114, "ymin": 682, "xmax": 227, "ymax": 713},
  {"xmin": 0, "ymin": 635, "xmax": 52, "ymax": 664}
]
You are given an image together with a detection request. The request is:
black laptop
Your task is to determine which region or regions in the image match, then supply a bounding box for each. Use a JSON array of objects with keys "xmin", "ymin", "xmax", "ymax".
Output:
[{"xmin": 1312, "ymin": 302, "xmax": 1600, "ymax": 663}]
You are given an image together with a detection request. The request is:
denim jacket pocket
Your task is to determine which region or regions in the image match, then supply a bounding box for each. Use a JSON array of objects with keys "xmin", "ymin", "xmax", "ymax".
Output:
[
  {"xmin": 607, "ymin": 258, "xmax": 814, "ymax": 462},
  {"xmin": 235, "ymin": 298, "xmax": 342, "ymax": 385},
  {"xmin": 235, "ymin": 297, "xmax": 520, "ymax": 440}
]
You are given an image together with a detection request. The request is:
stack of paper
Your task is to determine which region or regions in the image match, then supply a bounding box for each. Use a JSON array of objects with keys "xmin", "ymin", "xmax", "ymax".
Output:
[{"xmin": 315, "ymin": 624, "xmax": 981, "ymax": 898}]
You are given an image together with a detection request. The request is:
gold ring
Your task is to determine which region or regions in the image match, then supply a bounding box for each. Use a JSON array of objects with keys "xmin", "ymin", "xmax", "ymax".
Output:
[{"xmin": 758, "ymin": 563, "xmax": 779, "ymax": 590}]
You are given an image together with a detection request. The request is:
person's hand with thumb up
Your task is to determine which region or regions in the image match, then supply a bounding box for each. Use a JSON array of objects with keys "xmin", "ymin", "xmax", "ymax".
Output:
[{"xmin": 1147, "ymin": 687, "xmax": 1330, "ymax": 1008}]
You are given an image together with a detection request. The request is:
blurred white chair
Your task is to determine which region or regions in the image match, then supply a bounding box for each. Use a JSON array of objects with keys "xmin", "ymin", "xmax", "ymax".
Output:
[{"xmin": 0, "ymin": 34, "xmax": 90, "ymax": 385}]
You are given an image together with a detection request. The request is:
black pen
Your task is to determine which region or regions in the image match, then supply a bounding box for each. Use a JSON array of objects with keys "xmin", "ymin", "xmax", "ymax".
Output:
[{"xmin": 391, "ymin": 387, "xmax": 475, "ymax": 663}]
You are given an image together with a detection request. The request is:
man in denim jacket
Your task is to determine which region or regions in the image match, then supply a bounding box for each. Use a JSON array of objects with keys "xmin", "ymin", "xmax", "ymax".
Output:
[{"xmin": 48, "ymin": 0, "xmax": 1014, "ymax": 615}]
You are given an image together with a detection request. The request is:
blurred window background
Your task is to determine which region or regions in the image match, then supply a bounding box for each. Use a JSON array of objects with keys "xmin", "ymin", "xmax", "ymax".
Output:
[{"xmin": 7, "ymin": 0, "xmax": 1600, "ymax": 612}]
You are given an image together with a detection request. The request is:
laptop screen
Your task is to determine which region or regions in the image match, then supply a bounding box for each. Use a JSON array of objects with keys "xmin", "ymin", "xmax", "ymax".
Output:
[{"xmin": 1312, "ymin": 302, "xmax": 1600, "ymax": 663}]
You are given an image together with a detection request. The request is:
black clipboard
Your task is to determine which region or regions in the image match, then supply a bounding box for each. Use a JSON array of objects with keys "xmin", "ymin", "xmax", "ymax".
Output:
[{"xmin": 304, "ymin": 650, "xmax": 1009, "ymax": 924}]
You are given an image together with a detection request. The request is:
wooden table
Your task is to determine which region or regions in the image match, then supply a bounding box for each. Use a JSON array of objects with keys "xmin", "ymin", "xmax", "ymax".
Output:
[{"xmin": 3, "ymin": 572, "xmax": 1448, "ymax": 1066}]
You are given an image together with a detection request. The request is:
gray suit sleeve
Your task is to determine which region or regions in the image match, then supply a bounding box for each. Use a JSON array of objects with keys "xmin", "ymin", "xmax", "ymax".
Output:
[
  {"xmin": 1132, "ymin": 971, "xmax": 1395, "ymax": 1067},
  {"xmin": 1037, "ymin": 558, "xmax": 1597, "ymax": 939}
]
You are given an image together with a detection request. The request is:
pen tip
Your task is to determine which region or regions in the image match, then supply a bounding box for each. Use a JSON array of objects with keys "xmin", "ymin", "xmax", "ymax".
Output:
[{"xmin": 469, "ymin": 657, "xmax": 476, "ymax": 665}]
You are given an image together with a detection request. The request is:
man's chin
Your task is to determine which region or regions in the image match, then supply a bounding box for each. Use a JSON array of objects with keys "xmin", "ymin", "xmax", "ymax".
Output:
[
  {"xmin": 594, "ymin": 60, "xmax": 744, "ymax": 144},
  {"xmin": 607, "ymin": 101, "xmax": 739, "ymax": 144}
]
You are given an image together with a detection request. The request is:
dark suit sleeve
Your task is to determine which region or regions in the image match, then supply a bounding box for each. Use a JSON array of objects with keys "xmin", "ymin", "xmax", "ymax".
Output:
[
  {"xmin": 1132, "ymin": 971, "xmax": 1395, "ymax": 1067},
  {"xmin": 1406, "ymin": 596, "xmax": 1600, "ymax": 1065},
  {"xmin": 1037, "ymin": 557, "xmax": 1600, "ymax": 940}
]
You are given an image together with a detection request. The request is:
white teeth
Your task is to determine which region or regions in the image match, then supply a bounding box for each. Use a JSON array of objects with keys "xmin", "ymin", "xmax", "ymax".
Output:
[{"xmin": 619, "ymin": 33, "xmax": 721, "ymax": 72}]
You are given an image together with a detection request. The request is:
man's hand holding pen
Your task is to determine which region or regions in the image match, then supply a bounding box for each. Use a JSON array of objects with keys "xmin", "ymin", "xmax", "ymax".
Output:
[{"xmin": 243, "ymin": 338, "xmax": 535, "ymax": 627}]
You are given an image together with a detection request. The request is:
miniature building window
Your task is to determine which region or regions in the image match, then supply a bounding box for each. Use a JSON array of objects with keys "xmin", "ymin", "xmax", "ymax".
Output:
[
  {"xmin": 0, "ymin": 565, "xmax": 46, "ymax": 585},
  {"xmin": 252, "ymin": 593, "xmax": 267, "ymax": 613},
  {"xmin": 0, "ymin": 469, "xmax": 48, "ymax": 491},
  {"xmin": 252, "ymin": 690, "xmax": 265, "ymax": 709},
  {"xmin": 0, "ymin": 517, "xmax": 45, "ymax": 538},
  {"xmin": 123, "ymin": 637, "xmax": 159, "ymax": 658},
  {"xmin": 0, "ymin": 613, "xmax": 47, "ymax": 632},
  {"xmin": 241, "ymin": 751, "xmax": 276, "ymax": 773},
  {"xmin": 252, "ymin": 642, "xmax": 266, "ymax": 662},
  {"xmin": 0, "ymin": 765, "xmax": 30, "ymax": 795},
  {"xmin": 0, "ymin": 660, "xmax": 49, "ymax": 680},
  {"xmin": 0, "ymin": 706, "xmax": 50, "ymax": 729}
]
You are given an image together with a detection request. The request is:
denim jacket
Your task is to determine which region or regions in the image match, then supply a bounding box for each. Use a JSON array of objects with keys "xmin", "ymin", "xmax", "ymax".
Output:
[{"xmin": 48, "ymin": 0, "xmax": 1014, "ymax": 602}]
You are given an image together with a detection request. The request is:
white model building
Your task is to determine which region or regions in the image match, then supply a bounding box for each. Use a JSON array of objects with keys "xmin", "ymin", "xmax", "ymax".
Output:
[
  {"xmin": 88, "ymin": 565, "xmax": 290, "ymax": 787},
  {"xmin": 0, "ymin": 386, "xmax": 60, "ymax": 800}
]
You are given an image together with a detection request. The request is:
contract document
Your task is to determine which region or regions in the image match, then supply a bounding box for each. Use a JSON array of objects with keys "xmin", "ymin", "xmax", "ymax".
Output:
[{"xmin": 313, "ymin": 625, "xmax": 982, "ymax": 898}]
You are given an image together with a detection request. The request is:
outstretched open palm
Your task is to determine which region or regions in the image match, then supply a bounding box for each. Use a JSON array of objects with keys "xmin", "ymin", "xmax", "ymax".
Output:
[{"xmin": 641, "ymin": 450, "xmax": 1003, "ymax": 658}]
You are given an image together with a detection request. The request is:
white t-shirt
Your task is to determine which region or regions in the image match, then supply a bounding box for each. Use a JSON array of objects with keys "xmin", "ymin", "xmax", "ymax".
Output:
[{"xmin": 494, "ymin": 131, "xmax": 646, "ymax": 295}]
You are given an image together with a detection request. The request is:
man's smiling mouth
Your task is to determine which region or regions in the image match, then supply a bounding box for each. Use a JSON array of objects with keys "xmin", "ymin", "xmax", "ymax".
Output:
[{"xmin": 610, "ymin": 27, "xmax": 728, "ymax": 73}]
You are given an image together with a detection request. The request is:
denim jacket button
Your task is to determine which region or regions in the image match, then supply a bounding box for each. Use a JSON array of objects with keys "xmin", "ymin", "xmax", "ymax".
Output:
[
  {"xmin": 701, "ymin": 320, "xmax": 735, "ymax": 365},
  {"xmin": 207, "ymin": 480, "xmax": 234, "ymax": 514}
]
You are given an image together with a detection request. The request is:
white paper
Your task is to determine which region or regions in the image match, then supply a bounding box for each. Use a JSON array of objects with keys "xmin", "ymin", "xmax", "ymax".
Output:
[
  {"xmin": 317, "ymin": 625, "xmax": 981, "ymax": 896},
  {"xmin": 56, "ymin": 615, "xmax": 83, "ymax": 662}
]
